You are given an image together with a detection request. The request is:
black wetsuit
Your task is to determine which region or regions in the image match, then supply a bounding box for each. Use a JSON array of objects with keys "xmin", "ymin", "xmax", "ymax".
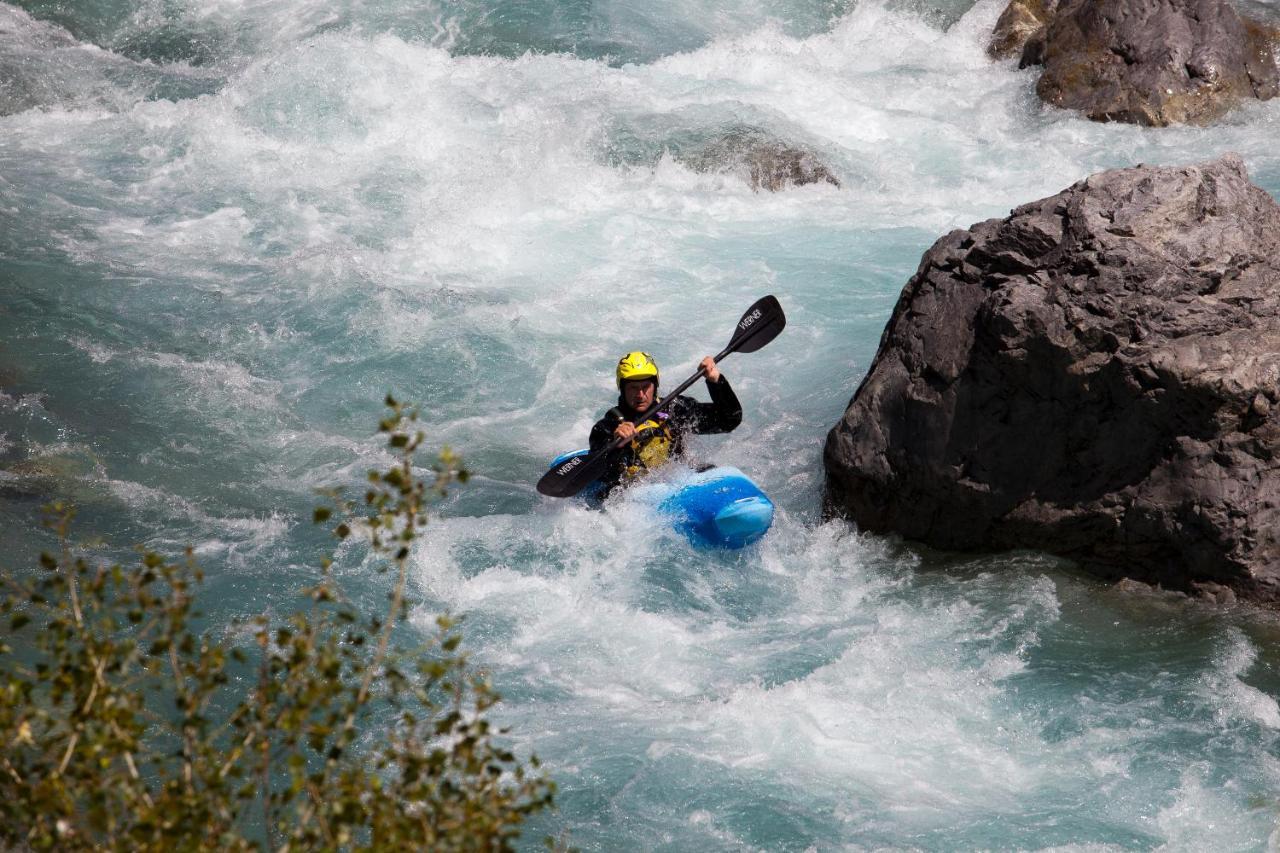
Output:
[{"xmin": 588, "ymin": 376, "xmax": 742, "ymax": 496}]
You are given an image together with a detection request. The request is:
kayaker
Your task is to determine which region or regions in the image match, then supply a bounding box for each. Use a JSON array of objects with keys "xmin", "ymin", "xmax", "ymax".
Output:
[{"xmin": 589, "ymin": 351, "xmax": 742, "ymax": 495}]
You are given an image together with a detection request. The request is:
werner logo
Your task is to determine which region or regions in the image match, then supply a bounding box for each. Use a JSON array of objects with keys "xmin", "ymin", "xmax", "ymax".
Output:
[
  {"xmin": 739, "ymin": 308, "xmax": 762, "ymax": 332},
  {"xmin": 557, "ymin": 457, "xmax": 583, "ymax": 476}
]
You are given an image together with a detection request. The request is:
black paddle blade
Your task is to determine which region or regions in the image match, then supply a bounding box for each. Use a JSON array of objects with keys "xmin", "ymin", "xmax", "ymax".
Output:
[
  {"xmin": 725, "ymin": 294, "xmax": 785, "ymax": 355},
  {"xmin": 536, "ymin": 446, "xmax": 614, "ymax": 498}
]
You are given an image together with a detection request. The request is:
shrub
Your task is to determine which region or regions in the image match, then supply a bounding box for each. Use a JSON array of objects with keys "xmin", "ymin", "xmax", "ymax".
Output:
[{"xmin": 0, "ymin": 397, "xmax": 555, "ymax": 851}]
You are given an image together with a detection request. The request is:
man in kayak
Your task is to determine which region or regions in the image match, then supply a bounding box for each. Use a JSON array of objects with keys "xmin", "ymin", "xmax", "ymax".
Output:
[{"xmin": 589, "ymin": 350, "xmax": 742, "ymax": 495}]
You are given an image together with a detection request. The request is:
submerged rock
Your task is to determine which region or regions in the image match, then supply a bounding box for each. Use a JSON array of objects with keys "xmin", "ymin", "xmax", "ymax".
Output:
[
  {"xmin": 602, "ymin": 115, "xmax": 840, "ymax": 193},
  {"xmin": 0, "ymin": 446, "xmax": 105, "ymax": 503},
  {"xmin": 823, "ymin": 155, "xmax": 1280, "ymax": 606},
  {"xmin": 680, "ymin": 127, "xmax": 841, "ymax": 192},
  {"xmin": 988, "ymin": 0, "xmax": 1280, "ymax": 126}
]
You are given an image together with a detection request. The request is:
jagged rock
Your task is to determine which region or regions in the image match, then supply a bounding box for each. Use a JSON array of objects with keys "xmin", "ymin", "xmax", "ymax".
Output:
[
  {"xmin": 823, "ymin": 155, "xmax": 1280, "ymax": 606},
  {"xmin": 988, "ymin": 0, "xmax": 1280, "ymax": 126}
]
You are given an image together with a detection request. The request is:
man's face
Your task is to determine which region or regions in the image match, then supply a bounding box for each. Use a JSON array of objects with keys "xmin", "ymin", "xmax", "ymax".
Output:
[{"xmin": 622, "ymin": 379, "xmax": 656, "ymax": 411}]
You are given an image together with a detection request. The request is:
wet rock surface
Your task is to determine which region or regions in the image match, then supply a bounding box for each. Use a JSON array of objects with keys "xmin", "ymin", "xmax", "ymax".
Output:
[
  {"xmin": 988, "ymin": 0, "xmax": 1064, "ymax": 61},
  {"xmin": 824, "ymin": 155, "xmax": 1280, "ymax": 605},
  {"xmin": 989, "ymin": 0, "xmax": 1279, "ymax": 126}
]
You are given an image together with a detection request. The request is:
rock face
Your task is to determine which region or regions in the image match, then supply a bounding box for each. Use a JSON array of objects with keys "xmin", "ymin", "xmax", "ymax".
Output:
[
  {"xmin": 823, "ymin": 155, "xmax": 1280, "ymax": 605},
  {"xmin": 988, "ymin": 0, "xmax": 1280, "ymax": 126}
]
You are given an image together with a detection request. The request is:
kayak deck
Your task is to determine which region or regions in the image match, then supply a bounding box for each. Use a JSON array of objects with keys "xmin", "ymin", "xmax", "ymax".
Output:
[{"xmin": 547, "ymin": 451, "xmax": 774, "ymax": 549}]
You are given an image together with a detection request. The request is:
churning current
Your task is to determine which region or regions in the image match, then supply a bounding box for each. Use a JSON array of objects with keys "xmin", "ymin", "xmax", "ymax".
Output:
[{"xmin": 2, "ymin": 0, "xmax": 1280, "ymax": 848}]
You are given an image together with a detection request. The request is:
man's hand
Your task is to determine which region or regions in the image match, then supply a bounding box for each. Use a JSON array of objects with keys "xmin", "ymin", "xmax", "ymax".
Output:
[
  {"xmin": 613, "ymin": 421, "xmax": 638, "ymax": 443},
  {"xmin": 700, "ymin": 355, "xmax": 721, "ymax": 383}
]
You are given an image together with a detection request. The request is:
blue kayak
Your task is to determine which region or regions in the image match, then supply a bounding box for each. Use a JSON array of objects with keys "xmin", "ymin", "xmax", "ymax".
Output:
[{"xmin": 548, "ymin": 450, "xmax": 774, "ymax": 549}]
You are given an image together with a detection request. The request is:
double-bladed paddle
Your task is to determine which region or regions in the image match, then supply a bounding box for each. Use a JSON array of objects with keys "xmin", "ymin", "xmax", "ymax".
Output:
[{"xmin": 536, "ymin": 294, "xmax": 786, "ymax": 498}]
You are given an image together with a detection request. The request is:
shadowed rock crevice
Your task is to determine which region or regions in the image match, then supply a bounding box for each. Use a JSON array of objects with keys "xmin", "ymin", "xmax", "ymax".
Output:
[{"xmin": 824, "ymin": 155, "xmax": 1280, "ymax": 606}]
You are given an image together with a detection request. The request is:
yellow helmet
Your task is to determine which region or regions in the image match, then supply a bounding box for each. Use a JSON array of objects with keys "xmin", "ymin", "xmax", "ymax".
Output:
[{"xmin": 616, "ymin": 351, "xmax": 659, "ymax": 389}]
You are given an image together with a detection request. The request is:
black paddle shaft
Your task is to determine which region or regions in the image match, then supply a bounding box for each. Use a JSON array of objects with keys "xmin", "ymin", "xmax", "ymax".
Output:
[
  {"xmin": 536, "ymin": 295, "xmax": 785, "ymax": 498},
  {"xmin": 627, "ymin": 298, "xmax": 780, "ymax": 431}
]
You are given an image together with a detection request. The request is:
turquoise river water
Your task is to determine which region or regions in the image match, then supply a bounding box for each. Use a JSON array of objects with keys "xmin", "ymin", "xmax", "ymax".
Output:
[{"xmin": 3, "ymin": 0, "xmax": 1280, "ymax": 848}]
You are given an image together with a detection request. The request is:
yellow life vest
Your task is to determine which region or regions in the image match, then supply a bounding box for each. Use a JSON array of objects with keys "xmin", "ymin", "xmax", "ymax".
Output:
[{"xmin": 622, "ymin": 417, "xmax": 675, "ymax": 481}]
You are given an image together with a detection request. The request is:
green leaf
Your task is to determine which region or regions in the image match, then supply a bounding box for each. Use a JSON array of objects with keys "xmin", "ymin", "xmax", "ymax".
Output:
[{"xmin": 0, "ymin": 396, "xmax": 559, "ymax": 849}]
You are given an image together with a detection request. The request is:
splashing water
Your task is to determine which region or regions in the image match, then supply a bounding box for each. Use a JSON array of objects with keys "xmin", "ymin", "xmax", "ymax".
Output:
[{"xmin": 3, "ymin": 0, "xmax": 1280, "ymax": 847}]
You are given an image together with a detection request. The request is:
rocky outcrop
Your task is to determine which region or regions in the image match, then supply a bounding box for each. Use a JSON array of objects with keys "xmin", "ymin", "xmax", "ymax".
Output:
[
  {"xmin": 823, "ymin": 155, "xmax": 1280, "ymax": 605},
  {"xmin": 988, "ymin": 0, "xmax": 1280, "ymax": 126}
]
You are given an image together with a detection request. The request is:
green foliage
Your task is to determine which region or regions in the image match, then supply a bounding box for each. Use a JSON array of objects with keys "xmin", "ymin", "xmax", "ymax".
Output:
[{"xmin": 0, "ymin": 399, "xmax": 556, "ymax": 851}]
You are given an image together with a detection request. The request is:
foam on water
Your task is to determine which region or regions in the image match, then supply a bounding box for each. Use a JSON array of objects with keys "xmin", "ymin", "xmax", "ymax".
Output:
[
  {"xmin": 412, "ymin": 490, "xmax": 1280, "ymax": 846},
  {"xmin": 5, "ymin": 0, "xmax": 1280, "ymax": 847},
  {"xmin": 1204, "ymin": 629, "xmax": 1280, "ymax": 730}
]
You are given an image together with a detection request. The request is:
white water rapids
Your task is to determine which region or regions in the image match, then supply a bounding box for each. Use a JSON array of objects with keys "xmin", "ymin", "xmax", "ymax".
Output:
[{"xmin": 3, "ymin": 0, "xmax": 1280, "ymax": 847}]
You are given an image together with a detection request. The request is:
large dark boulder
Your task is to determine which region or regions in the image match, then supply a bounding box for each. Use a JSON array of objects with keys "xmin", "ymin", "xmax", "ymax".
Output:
[
  {"xmin": 823, "ymin": 155, "xmax": 1280, "ymax": 605},
  {"xmin": 989, "ymin": 0, "xmax": 1279, "ymax": 126}
]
